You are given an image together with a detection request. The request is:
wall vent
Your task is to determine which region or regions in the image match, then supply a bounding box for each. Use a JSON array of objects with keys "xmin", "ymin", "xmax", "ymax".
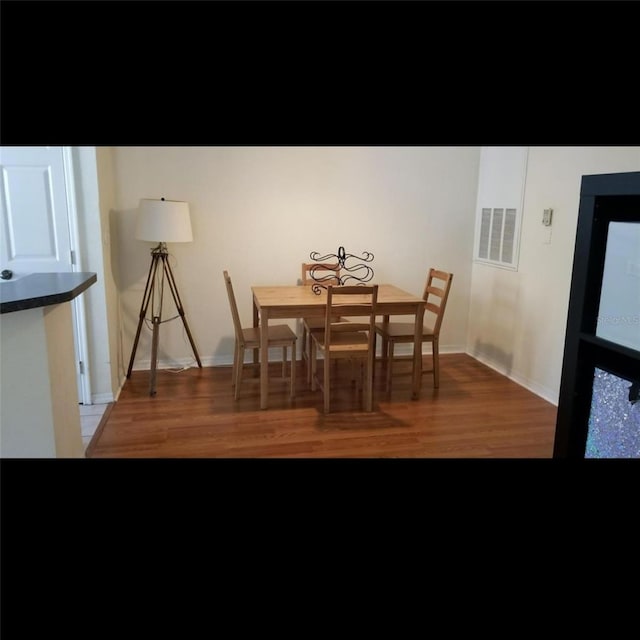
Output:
[{"xmin": 476, "ymin": 207, "xmax": 518, "ymax": 268}]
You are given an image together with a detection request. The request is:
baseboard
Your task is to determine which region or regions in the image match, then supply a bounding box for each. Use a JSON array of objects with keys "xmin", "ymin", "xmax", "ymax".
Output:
[
  {"xmin": 131, "ymin": 355, "xmax": 229, "ymax": 371},
  {"xmin": 91, "ymin": 392, "xmax": 114, "ymax": 404},
  {"xmin": 131, "ymin": 344, "xmax": 468, "ymax": 373},
  {"xmin": 390, "ymin": 343, "xmax": 467, "ymax": 357},
  {"xmin": 91, "ymin": 372, "xmax": 128, "ymax": 404},
  {"xmin": 114, "ymin": 373, "xmax": 127, "ymax": 402},
  {"xmin": 466, "ymin": 348, "xmax": 559, "ymax": 406}
]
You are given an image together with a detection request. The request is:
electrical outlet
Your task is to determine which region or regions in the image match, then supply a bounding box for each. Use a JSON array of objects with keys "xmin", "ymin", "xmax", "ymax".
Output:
[{"xmin": 543, "ymin": 208, "xmax": 553, "ymax": 226}]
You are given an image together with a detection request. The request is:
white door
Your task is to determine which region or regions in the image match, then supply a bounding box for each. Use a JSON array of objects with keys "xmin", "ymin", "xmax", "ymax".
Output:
[{"xmin": 0, "ymin": 146, "xmax": 91, "ymax": 403}]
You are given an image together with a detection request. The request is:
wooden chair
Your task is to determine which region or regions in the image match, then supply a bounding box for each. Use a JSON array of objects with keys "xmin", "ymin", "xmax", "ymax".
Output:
[
  {"xmin": 300, "ymin": 262, "xmax": 342, "ymax": 384},
  {"xmin": 223, "ymin": 270, "xmax": 297, "ymax": 400},
  {"xmin": 375, "ymin": 269, "xmax": 453, "ymax": 391},
  {"xmin": 310, "ymin": 284, "xmax": 378, "ymax": 413}
]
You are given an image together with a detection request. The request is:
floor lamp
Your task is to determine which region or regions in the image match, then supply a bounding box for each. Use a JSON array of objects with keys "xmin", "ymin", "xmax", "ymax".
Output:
[{"xmin": 126, "ymin": 197, "xmax": 202, "ymax": 395}]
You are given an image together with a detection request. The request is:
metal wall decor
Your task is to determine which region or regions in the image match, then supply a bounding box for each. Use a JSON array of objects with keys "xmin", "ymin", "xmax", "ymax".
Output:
[{"xmin": 308, "ymin": 246, "xmax": 375, "ymax": 294}]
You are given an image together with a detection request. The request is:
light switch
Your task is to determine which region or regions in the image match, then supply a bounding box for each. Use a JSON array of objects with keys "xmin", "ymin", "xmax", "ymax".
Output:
[{"xmin": 543, "ymin": 208, "xmax": 553, "ymax": 226}]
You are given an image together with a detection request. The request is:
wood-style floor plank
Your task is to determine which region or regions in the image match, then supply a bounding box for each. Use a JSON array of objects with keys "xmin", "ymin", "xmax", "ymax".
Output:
[{"xmin": 87, "ymin": 354, "xmax": 558, "ymax": 458}]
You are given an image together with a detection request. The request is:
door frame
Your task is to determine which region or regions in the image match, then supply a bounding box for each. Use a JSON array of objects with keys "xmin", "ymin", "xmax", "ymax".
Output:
[{"xmin": 62, "ymin": 147, "xmax": 93, "ymax": 405}]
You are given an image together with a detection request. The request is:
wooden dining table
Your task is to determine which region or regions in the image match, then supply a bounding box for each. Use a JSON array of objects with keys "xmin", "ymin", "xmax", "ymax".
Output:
[{"xmin": 252, "ymin": 284, "xmax": 426, "ymax": 409}]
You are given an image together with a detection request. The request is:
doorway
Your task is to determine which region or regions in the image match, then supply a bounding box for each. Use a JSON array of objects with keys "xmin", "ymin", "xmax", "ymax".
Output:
[{"xmin": 0, "ymin": 146, "xmax": 92, "ymax": 404}]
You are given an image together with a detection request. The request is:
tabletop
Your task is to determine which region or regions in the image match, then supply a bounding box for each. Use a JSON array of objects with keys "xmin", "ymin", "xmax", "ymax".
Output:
[{"xmin": 252, "ymin": 283, "xmax": 425, "ymax": 317}]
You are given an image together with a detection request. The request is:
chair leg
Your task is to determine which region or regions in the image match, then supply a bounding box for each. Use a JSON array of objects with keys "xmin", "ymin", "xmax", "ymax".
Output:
[
  {"xmin": 365, "ymin": 359, "xmax": 373, "ymax": 411},
  {"xmin": 231, "ymin": 340, "xmax": 239, "ymax": 387},
  {"xmin": 386, "ymin": 341, "xmax": 395, "ymax": 393},
  {"xmin": 310, "ymin": 340, "xmax": 317, "ymax": 391},
  {"xmin": 379, "ymin": 332, "xmax": 390, "ymax": 379},
  {"xmin": 302, "ymin": 325, "xmax": 309, "ymax": 382},
  {"xmin": 324, "ymin": 352, "xmax": 331, "ymax": 413},
  {"xmin": 306, "ymin": 331, "xmax": 315, "ymax": 386},
  {"xmin": 234, "ymin": 345, "xmax": 244, "ymax": 400},
  {"xmin": 433, "ymin": 339, "xmax": 439, "ymax": 388},
  {"xmin": 367, "ymin": 348, "xmax": 375, "ymax": 411},
  {"xmin": 252, "ymin": 346, "xmax": 259, "ymax": 371},
  {"xmin": 372, "ymin": 332, "xmax": 377, "ymax": 381},
  {"xmin": 290, "ymin": 343, "xmax": 296, "ymax": 399}
]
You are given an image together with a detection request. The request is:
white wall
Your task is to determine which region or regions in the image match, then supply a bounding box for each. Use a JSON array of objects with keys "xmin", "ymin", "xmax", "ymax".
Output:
[
  {"xmin": 95, "ymin": 147, "xmax": 122, "ymax": 397},
  {"xmin": 111, "ymin": 146, "xmax": 481, "ymax": 370},
  {"xmin": 73, "ymin": 147, "xmax": 118, "ymax": 403},
  {"xmin": 467, "ymin": 147, "xmax": 640, "ymax": 404}
]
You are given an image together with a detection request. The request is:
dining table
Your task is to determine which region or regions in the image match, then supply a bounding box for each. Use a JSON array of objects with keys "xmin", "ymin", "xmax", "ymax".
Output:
[{"xmin": 251, "ymin": 283, "xmax": 426, "ymax": 410}]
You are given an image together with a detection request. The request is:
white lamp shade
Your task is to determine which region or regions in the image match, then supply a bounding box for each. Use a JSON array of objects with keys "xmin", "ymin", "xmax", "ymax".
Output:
[{"xmin": 136, "ymin": 198, "xmax": 193, "ymax": 243}]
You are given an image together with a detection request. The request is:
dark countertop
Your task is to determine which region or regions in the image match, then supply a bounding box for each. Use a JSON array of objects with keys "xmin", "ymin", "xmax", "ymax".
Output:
[{"xmin": 0, "ymin": 272, "xmax": 97, "ymax": 314}]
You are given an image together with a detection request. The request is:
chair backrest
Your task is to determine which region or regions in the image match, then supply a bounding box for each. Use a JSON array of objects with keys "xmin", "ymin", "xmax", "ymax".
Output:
[
  {"xmin": 223, "ymin": 270, "xmax": 244, "ymax": 340},
  {"xmin": 301, "ymin": 262, "xmax": 341, "ymax": 287},
  {"xmin": 422, "ymin": 268, "xmax": 453, "ymax": 336},
  {"xmin": 324, "ymin": 284, "xmax": 379, "ymax": 348}
]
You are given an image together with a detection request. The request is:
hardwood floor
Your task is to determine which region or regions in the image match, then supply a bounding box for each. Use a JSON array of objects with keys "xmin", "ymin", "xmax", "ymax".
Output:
[{"xmin": 87, "ymin": 354, "xmax": 558, "ymax": 458}]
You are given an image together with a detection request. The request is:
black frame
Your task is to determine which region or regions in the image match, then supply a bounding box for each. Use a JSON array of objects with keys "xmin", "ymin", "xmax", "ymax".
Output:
[{"xmin": 554, "ymin": 171, "xmax": 640, "ymax": 458}]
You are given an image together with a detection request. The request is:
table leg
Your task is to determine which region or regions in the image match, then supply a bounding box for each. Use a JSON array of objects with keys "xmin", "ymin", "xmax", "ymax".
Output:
[
  {"xmin": 411, "ymin": 303, "xmax": 425, "ymax": 400},
  {"xmin": 260, "ymin": 306, "xmax": 269, "ymax": 409}
]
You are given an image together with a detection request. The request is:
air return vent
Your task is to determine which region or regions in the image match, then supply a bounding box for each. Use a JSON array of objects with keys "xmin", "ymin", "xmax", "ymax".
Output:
[{"xmin": 476, "ymin": 207, "xmax": 518, "ymax": 268}]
